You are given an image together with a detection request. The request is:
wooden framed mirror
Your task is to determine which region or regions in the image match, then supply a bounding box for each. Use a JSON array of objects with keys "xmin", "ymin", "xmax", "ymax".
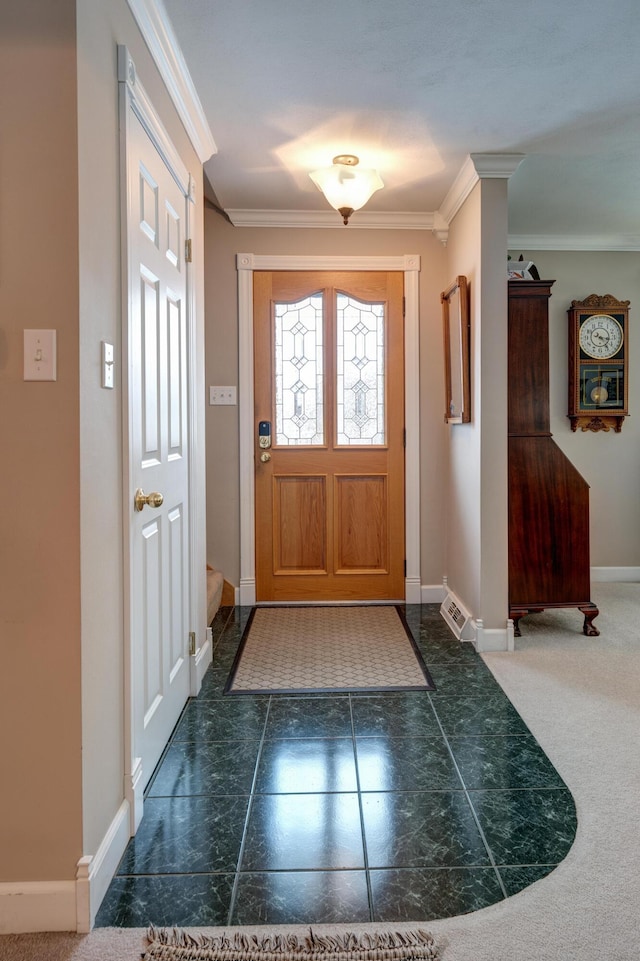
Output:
[{"xmin": 441, "ymin": 275, "xmax": 471, "ymax": 424}]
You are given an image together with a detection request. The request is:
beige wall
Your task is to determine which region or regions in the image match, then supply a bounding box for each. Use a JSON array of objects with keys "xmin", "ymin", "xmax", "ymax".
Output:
[
  {"xmin": 0, "ymin": 0, "xmax": 83, "ymax": 882},
  {"xmin": 443, "ymin": 186, "xmax": 483, "ymax": 615},
  {"xmin": 513, "ymin": 250, "xmax": 640, "ymax": 568},
  {"xmin": 442, "ymin": 179, "xmax": 510, "ymax": 631},
  {"xmin": 203, "ymin": 213, "xmax": 450, "ymax": 590}
]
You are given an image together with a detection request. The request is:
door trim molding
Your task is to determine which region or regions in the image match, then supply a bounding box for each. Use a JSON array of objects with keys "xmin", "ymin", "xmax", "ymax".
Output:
[{"xmin": 237, "ymin": 253, "xmax": 421, "ymax": 605}]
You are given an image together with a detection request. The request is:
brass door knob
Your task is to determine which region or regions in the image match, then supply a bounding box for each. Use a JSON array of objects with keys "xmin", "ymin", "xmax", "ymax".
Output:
[
  {"xmin": 260, "ymin": 451, "xmax": 271, "ymax": 463},
  {"xmin": 134, "ymin": 488, "xmax": 164, "ymax": 512}
]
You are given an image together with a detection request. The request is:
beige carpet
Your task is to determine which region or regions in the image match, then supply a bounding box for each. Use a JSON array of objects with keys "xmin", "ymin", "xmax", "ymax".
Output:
[
  {"xmin": 225, "ymin": 606, "xmax": 434, "ymax": 693},
  {"xmin": 2, "ymin": 582, "xmax": 639, "ymax": 961}
]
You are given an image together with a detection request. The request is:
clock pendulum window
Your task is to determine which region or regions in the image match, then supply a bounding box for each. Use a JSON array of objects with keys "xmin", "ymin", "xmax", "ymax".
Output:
[{"xmin": 568, "ymin": 294, "xmax": 630, "ymax": 433}]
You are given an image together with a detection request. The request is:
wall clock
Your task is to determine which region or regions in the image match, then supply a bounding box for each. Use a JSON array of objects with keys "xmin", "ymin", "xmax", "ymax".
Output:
[{"xmin": 568, "ymin": 293, "xmax": 630, "ymax": 433}]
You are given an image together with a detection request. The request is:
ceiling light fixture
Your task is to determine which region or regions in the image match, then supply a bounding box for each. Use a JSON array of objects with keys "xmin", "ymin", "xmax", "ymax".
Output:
[{"xmin": 309, "ymin": 154, "xmax": 383, "ymax": 225}]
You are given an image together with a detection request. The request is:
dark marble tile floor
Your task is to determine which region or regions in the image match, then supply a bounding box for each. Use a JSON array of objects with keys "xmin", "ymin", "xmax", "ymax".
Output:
[{"xmin": 96, "ymin": 604, "xmax": 576, "ymax": 928}]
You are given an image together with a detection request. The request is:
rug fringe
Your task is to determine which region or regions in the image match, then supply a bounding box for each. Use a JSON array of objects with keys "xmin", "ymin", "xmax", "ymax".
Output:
[{"xmin": 145, "ymin": 926, "xmax": 439, "ymax": 961}]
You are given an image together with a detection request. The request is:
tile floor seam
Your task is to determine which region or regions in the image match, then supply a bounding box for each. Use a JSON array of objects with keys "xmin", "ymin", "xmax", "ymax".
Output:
[
  {"xmin": 426, "ymin": 692, "xmax": 510, "ymax": 900},
  {"xmin": 349, "ymin": 693, "xmax": 375, "ymax": 922},
  {"xmin": 226, "ymin": 694, "xmax": 273, "ymax": 925}
]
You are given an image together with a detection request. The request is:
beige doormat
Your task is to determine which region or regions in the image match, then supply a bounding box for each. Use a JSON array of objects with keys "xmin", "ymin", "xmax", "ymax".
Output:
[
  {"xmin": 144, "ymin": 927, "xmax": 439, "ymax": 960},
  {"xmin": 224, "ymin": 606, "xmax": 435, "ymax": 694}
]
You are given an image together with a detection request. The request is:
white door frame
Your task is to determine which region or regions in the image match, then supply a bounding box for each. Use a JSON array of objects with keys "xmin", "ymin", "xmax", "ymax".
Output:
[
  {"xmin": 118, "ymin": 46, "xmax": 202, "ymax": 833},
  {"xmin": 237, "ymin": 253, "xmax": 421, "ymax": 607}
]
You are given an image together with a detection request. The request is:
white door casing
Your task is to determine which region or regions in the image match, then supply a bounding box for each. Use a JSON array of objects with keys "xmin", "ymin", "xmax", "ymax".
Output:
[{"xmin": 119, "ymin": 48, "xmax": 196, "ymax": 832}]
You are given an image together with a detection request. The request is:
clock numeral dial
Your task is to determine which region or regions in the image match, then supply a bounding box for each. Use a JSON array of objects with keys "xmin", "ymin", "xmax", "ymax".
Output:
[{"xmin": 579, "ymin": 313, "xmax": 623, "ymax": 359}]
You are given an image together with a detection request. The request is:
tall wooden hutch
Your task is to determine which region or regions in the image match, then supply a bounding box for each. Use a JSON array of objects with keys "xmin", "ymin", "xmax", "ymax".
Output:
[{"xmin": 508, "ymin": 280, "xmax": 599, "ymax": 637}]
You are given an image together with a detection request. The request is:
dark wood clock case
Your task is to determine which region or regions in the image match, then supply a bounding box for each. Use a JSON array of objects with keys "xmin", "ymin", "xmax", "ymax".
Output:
[{"xmin": 508, "ymin": 280, "xmax": 599, "ymax": 637}]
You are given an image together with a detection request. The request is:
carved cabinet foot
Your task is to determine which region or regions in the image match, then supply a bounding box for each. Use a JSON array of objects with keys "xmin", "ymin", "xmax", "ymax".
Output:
[
  {"xmin": 580, "ymin": 605, "xmax": 600, "ymax": 636},
  {"xmin": 510, "ymin": 604, "xmax": 600, "ymax": 637}
]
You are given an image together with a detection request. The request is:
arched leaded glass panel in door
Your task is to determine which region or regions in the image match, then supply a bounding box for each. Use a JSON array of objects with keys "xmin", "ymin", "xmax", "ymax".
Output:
[
  {"xmin": 274, "ymin": 293, "xmax": 324, "ymax": 445},
  {"xmin": 336, "ymin": 293, "xmax": 385, "ymax": 445}
]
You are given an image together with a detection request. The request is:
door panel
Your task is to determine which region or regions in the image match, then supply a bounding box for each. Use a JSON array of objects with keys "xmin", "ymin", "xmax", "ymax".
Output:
[
  {"xmin": 274, "ymin": 475, "xmax": 327, "ymax": 572},
  {"xmin": 254, "ymin": 271, "xmax": 404, "ymax": 601},
  {"xmin": 334, "ymin": 474, "xmax": 388, "ymax": 572}
]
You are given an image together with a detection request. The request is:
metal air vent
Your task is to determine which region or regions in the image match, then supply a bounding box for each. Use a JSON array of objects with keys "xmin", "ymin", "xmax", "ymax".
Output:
[{"xmin": 440, "ymin": 592, "xmax": 474, "ymax": 640}]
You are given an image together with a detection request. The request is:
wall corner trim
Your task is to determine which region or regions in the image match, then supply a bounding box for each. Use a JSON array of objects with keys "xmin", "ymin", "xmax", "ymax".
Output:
[
  {"xmin": 438, "ymin": 153, "xmax": 525, "ymax": 230},
  {"xmin": 125, "ymin": 0, "xmax": 217, "ymax": 162}
]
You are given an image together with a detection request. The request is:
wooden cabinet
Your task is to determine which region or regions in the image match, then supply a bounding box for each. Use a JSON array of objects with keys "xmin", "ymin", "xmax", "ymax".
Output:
[{"xmin": 508, "ymin": 280, "xmax": 599, "ymax": 636}]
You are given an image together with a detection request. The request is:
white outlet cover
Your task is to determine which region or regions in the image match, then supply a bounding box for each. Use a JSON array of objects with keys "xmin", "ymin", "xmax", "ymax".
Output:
[{"xmin": 209, "ymin": 386, "xmax": 237, "ymax": 405}]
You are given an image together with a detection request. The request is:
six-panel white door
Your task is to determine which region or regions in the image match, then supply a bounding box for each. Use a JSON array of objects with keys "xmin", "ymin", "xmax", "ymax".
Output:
[{"xmin": 128, "ymin": 109, "xmax": 191, "ymax": 791}]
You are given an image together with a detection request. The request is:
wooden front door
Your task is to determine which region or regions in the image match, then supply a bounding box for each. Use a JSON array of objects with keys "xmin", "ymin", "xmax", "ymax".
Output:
[{"xmin": 254, "ymin": 271, "xmax": 405, "ymax": 602}]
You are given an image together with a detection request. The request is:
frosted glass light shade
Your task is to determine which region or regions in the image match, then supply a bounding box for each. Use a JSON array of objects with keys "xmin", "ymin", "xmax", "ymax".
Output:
[{"xmin": 309, "ymin": 162, "xmax": 383, "ymax": 214}]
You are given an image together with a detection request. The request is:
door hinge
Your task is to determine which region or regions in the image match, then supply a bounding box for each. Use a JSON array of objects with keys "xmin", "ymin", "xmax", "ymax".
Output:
[
  {"xmin": 403, "ymin": 296, "xmax": 406, "ymax": 318},
  {"xmin": 404, "ymin": 559, "xmax": 407, "ymax": 577},
  {"xmin": 188, "ymin": 631, "xmax": 196, "ymax": 656},
  {"xmin": 185, "ymin": 238, "xmax": 192, "ymax": 263},
  {"xmin": 403, "ymin": 428, "xmax": 406, "ymax": 448}
]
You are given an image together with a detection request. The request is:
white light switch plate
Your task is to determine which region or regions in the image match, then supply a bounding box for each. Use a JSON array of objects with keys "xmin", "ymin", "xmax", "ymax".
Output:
[
  {"xmin": 24, "ymin": 329, "xmax": 57, "ymax": 381},
  {"xmin": 102, "ymin": 341, "xmax": 115, "ymax": 388},
  {"xmin": 209, "ymin": 386, "xmax": 237, "ymax": 405}
]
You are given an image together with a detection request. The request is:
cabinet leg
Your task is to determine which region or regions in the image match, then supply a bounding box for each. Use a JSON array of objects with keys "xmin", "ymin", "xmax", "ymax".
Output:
[{"xmin": 580, "ymin": 605, "xmax": 600, "ymax": 637}]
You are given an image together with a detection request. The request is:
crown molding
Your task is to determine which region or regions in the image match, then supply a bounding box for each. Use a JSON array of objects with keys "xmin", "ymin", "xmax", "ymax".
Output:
[
  {"xmin": 236, "ymin": 253, "xmax": 420, "ymax": 272},
  {"xmin": 509, "ymin": 234, "xmax": 640, "ymax": 252},
  {"xmin": 226, "ymin": 208, "xmax": 436, "ymax": 229},
  {"xmin": 438, "ymin": 153, "xmax": 525, "ymax": 229},
  {"xmin": 126, "ymin": 0, "xmax": 217, "ymax": 162},
  {"xmin": 470, "ymin": 153, "xmax": 525, "ymax": 178}
]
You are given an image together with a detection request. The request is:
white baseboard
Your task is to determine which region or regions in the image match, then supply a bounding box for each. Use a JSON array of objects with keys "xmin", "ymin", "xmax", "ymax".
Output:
[
  {"xmin": 405, "ymin": 576, "xmax": 422, "ymax": 604},
  {"xmin": 76, "ymin": 800, "xmax": 131, "ymax": 932},
  {"xmin": 0, "ymin": 880, "xmax": 77, "ymax": 934},
  {"xmin": 421, "ymin": 583, "xmax": 447, "ymax": 604},
  {"xmin": 239, "ymin": 578, "xmax": 255, "ymax": 606},
  {"xmin": 474, "ymin": 618, "xmax": 511, "ymax": 653},
  {"xmin": 0, "ymin": 799, "xmax": 132, "ymax": 934},
  {"xmin": 191, "ymin": 630, "xmax": 212, "ymax": 694},
  {"xmin": 591, "ymin": 566, "xmax": 640, "ymax": 582},
  {"xmin": 124, "ymin": 756, "xmax": 144, "ymax": 835}
]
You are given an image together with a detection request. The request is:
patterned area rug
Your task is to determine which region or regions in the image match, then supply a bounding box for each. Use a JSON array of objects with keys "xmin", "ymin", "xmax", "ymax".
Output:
[
  {"xmin": 225, "ymin": 606, "xmax": 435, "ymax": 694},
  {"xmin": 144, "ymin": 927, "xmax": 440, "ymax": 960}
]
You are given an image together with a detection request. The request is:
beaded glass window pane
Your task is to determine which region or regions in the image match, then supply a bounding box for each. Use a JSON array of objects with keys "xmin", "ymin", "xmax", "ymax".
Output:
[
  {"xmin": 336, "ymin": 293, "xmax": 385, "ymax": 445},
  {"xmin": 275, "ymin": 294, "xmax": 324, "ymax": 445}
]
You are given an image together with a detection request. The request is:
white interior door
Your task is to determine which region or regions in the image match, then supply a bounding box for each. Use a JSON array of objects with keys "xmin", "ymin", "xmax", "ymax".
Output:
[{"xmin": 126, "ymin": 106, "xmax": 191, "ymax": 796}]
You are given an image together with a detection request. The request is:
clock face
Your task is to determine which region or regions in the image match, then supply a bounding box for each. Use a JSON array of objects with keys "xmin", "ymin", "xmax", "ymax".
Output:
[{"xmin": 579, "ymin": 314, "xmax": 623, "ymax": 359}]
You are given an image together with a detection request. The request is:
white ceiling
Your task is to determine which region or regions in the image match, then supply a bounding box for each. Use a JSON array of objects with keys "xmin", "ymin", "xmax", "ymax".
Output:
[{"xmin": 160, "ymin": 0, "xmax": 640, "ymax": 247}]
